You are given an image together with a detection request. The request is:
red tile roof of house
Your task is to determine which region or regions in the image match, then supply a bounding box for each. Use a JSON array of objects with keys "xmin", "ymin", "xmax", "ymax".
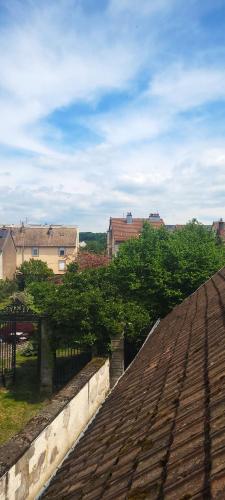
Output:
[
  {"xmin": 110, "ymin": 217, "xmax": 164, "ymax": 242},
  {"xmin": 43, "ymin": 265, "xmax": 225, "ymax": 499}
]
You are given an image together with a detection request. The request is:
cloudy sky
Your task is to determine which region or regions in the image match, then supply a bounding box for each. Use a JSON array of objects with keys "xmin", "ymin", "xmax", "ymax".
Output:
[{"xmin": 1, "ymin": 0, "xmax": 225, "ymax": 230}]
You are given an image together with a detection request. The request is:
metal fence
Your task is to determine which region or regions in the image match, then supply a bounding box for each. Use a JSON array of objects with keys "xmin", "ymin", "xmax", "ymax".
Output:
[
  {"xmin": 0, "ymin": 298, "xmax": 41, "ymax": 387},
  {"xmin": 0, "ymin": 320, "xmax": 16, "ymax": 385},
  {"xmin": 53, "ymin": 345, "xmax": 92, "ymax": 389}
]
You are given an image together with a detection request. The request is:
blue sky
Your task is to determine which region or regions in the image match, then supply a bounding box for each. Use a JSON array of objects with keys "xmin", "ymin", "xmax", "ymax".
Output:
[{"xmin": 1, "ymin": 0, "xmax": 225, "ymax": 230}]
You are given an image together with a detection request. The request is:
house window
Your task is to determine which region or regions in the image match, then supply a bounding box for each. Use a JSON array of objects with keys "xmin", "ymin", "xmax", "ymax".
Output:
[
  {"xmin": 58, "ymin": 247, "xmax": 65, "ymax": 256},
  {"xmin": 32, "ymin": 247, "xmax": 39, "ymax": 257},
  {"xmin": 58, "ymin": 260, "xmax": 66, "ymax": 271}
]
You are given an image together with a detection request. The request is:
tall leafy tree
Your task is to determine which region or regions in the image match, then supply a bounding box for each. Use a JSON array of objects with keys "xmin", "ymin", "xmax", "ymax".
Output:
[
  {"xmin": 17, "ymin": 259, "xmax": 54, "ymax": 288},
  {"xmin": 79, "ymin": 232, "xmax": 107, "ymax": 254},
  {"xmin": 112, "ymin": 221, "xmax": 225, "ymax": 318},
  {"xmin": 26, "ymin": 220, "xmax": 225, "ymax": 354}
]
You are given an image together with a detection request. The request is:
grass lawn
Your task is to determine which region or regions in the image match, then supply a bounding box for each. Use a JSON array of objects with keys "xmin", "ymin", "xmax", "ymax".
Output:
[{"xmin": 0, "ymin": 353, "xmax": 46, "ymax": 445}]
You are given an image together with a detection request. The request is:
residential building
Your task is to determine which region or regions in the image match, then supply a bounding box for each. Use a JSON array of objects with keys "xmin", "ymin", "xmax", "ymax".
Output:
[
  {"xmin": 11, "ymin": 224, "xmax": 79, "ymax": 274},
  {"xmin": 0, "ymin": 227, "xmax": 17, "ymax": 279},
  {"xmin": 107, "ymin": 212, "xmax": 164, "ymax": 257},
  {"xmin": 212, "ymin": 218, "xmax": 225, "ymax": 241},
  {"xmin": 107, "ymin": 213, "xmax": 218, "ymax": 257}
]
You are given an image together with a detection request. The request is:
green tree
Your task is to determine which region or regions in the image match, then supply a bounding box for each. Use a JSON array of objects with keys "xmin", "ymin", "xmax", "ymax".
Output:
[
  {"xmin": 26, "ymin": 220, "xmax": 225, "ymax": 356},
  {"xmin": 28, "ymin": 274, "xmax": 150, "ymax": 353},
  {"xmin": 27, "ymin": 281, "xmax": 56, "ymax": 313},
  {"xmin": 17, "ymin": 259, "xmax": 54, "ymax": 288},
  {"xmin": 79, "ymin": 232, "xmax": 107, "ymax": 254},
  {"xmin": 112, "ymin": 221, "xmax": 225, "ymax": 319},
  {"xmin": 0, "ymin": 279, "xmax": 18, "ymax": 304}
]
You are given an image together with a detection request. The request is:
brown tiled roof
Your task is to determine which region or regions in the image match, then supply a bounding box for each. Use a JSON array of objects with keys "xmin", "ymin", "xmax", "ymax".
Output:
[
  {"xmin": 111, "ymin": 218, "xmax": 164, "ymax": 242},
  {"xmin": 11, "ymin": 226, "xmax": 77, "ymax": 247},
  {"xmin": 43, "ymin": 266, "xmax": 225, "ymax": 499}
]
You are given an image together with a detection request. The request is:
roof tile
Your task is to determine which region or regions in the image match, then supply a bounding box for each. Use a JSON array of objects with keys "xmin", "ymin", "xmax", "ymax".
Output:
[
  {"xmin": 43, "ymin": 266, "xmax": 225, "ymax": 499},
  {"xmin": 110, "ymin": 217, "xmax": 164, "ymax": 242},
  {"xmin": 11, "ymin": 226, "xmax": 77, "ymax": 247}
]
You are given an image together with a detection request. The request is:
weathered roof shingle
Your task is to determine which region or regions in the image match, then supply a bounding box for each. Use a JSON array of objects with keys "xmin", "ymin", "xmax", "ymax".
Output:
[
  {"xmin": 43, "ymin": 266, "xmax": 225, "ymax": 499},
  {"xmin": 11, "ymin": 226, "xmax": 77, "ymax": 247}
]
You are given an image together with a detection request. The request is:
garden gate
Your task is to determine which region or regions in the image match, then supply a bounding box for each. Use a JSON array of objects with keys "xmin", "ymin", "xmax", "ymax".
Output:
[{"xmin": 0, "ymin": 297, "xmax": 40, "ymax": 386}]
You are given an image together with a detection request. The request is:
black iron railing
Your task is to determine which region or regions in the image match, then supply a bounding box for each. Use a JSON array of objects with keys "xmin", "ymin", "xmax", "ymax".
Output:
[
  {"xmin": 0, "ymin": 320, "xmax": 16, "ymax": 385},
  {"xmin": 53, "ymin": 345, "xmax": 92, "ymax": 390}
]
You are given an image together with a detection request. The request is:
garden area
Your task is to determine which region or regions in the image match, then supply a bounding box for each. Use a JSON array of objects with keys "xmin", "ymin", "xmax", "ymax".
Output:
[
  {"xmin": 1, "ymin": 220, "xmax": 225, "ymax": 445},
  {"xmin": 0, "ymin": 351, "xmax": 45, "ymax": 445}
]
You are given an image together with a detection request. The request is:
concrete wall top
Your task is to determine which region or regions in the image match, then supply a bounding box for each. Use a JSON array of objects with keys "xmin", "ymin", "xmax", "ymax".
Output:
[{"xmin": 0, "ymin": 358, "xmax": 107, "ymax": 479}]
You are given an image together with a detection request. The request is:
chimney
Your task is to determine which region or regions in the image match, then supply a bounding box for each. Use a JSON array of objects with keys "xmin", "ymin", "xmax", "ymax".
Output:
[
  {"xmin": 149, "ymin": 213, "xmax": 160, "ymax": 221},
  {"xmin": 218, "ymin": 218, "xmax": 225, "ymax": 235},
  {"xmin": 126, "ymin": 212, "xmax": 132, "ymax": 224},
  {"xmin": 47, "ymin": 225, "xmax": 53, "ymax": 235}
]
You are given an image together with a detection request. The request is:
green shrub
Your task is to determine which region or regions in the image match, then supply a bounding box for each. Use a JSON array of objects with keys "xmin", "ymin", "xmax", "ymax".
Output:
[{"xmin": 20, "ymin": 341, "xmax": 38, "ymax": 357}]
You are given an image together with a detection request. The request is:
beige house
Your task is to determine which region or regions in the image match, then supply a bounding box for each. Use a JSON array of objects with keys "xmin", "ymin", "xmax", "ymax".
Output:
[
  {"xmin": 11, "ymin": 224, "xmax": 79, "ymax": 274},
  {"xmin": 0, "ymin": 227, "xmax": 17, "ymax": 279}
]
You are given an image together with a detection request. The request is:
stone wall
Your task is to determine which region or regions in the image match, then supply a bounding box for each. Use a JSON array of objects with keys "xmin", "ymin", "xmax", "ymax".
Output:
[{"xmin": 0, "ymin": 358, "xmax": 109, "ymax": 500}]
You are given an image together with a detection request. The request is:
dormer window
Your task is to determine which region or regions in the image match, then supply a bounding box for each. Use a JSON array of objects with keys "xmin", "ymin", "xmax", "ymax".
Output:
[
  {"xmin": 32, "ymin": 247, "xmax": 39, "ymax": 257},
  {"xmin": 58, "ymin": 247, "xmax": 65, "ymax": 256}
]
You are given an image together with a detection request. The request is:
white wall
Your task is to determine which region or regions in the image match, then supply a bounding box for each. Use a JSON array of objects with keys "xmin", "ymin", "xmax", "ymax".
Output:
[{"xmin": 0, "ymin": 359, "xmax": 109, "ymax": 500}]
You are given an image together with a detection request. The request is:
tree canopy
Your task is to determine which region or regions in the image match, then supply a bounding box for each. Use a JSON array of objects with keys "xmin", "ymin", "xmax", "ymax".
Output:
[
  {"xmin": 11, "ymin": 221, "xmax": 225, "ymax": 354},
  {"xmin": 17, "ymin": 259, "xmax": 54, "ymax": 288},
  {"xmin": 110, "ymin": 221, "xmax": 225, "ymax": 318},
  {"xmin": 0, "ymin": 279, "xmax": 18, "ymax": 305},
  {"xmin": 79, "ymin": 232, "xmax": 107, "ymax": 254}
]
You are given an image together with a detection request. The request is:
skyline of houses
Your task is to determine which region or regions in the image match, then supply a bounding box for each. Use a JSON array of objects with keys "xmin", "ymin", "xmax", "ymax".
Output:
[
  {"xmin": 107, "ymin": 212, "xmax": 225, "ymax": 257},
  {"xmin": 0, "ymin": 215, "xmax": 224, "ymax": 279}
]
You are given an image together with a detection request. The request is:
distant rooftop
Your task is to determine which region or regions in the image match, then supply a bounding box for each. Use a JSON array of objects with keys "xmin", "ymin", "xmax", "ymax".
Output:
[
  {"xmin": 110, "ymin": 213, "xmax": 164, "ymax": 242},
  {"xmin": 10, "ymin": 225, "xmax": 78, "ymax": 247}
]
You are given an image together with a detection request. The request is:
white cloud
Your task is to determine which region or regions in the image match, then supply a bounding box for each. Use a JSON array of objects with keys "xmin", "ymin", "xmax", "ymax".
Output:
[
  {"xmin": 91, "ymin": 107, "xmax": 172, "ymax": 146},
  {"xmin": 1, "ymin": 1, "xmax": 225, "ymax": 229},
  {"xmin": 89, "ymin": 64, "xmax": 225, "ymax": 147},
  {"xmin": 150, "ymin": 66, "xmax": 225, "ymax": 111},
  {"xmin": 0, "ymin": 0, "xmax": 143, "ymax": 152},
  {"xmin": 1, "ymin": 135, "xmax": 225, "ymax": 229}
]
